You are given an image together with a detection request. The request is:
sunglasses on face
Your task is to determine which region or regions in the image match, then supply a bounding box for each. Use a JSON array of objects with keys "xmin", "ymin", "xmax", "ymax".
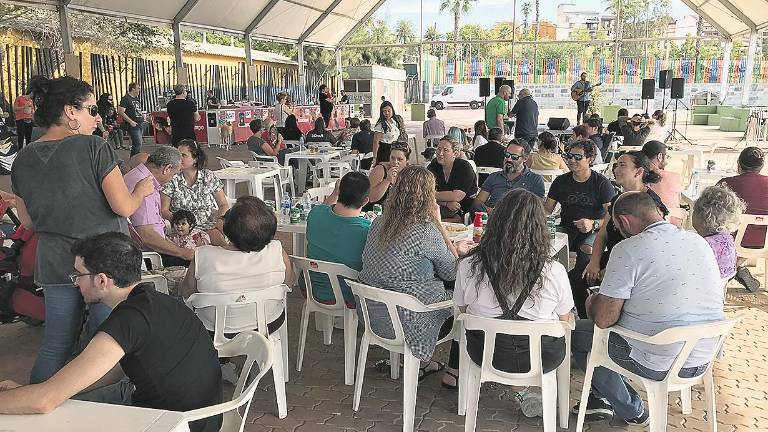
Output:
[
  {"xmin": 80, "ymin": 105, "xmax": 99, "ymax": 117},
  {"xmin": 504, "ymin": 151, "xmax": 522, "ymax": 160},
  {"xmin": 563, "ymin": 152, "xmax": 585, "ymax": 161}
]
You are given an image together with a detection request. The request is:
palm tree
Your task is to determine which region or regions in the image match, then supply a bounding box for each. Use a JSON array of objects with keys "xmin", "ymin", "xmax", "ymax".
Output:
[
  {"xmin": 521, "ymin": 1, "xmax": 532, "ymax": 30},
  {"xmin": 439, "ymin": 0, "xmax": 477, "ymax": 83},
  {"xmin": 394, "ymin": 19, "xmax": 416, "ymax": 45}
]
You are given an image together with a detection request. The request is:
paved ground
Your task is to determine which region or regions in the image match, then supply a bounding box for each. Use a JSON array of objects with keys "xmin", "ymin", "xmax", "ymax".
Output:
[{"xmin": 1, "ymin": 109, "xmax": 767, "ymax": 431}]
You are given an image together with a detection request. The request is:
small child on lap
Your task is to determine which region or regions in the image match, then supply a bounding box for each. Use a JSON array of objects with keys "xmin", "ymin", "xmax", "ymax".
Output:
[{"xmin": 168, "ymin": 209, "xmax": 211, "ymax": 250}]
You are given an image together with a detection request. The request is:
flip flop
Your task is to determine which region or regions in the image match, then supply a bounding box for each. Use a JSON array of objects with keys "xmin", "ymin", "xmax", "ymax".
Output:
[
  {"xmin": 441, "ymin": 369, "xmax": 459, "ymax": 390},
  {"xmin": 418, "ymin": 361, "xmax": 445, "ymax": 382}
]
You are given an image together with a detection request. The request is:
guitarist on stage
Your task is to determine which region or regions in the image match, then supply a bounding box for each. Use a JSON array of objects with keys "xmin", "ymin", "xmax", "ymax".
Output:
[{"xmin": 571, "ymin": 72, "xmax": 594, "ymax": 124}]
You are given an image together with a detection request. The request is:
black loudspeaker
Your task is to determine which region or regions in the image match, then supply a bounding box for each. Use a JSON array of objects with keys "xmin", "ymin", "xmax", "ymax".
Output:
[
  {"xmin": 658, "ymin": 70, "xmax": 672, "ymax": 89},
  {"xmin": 547, "ymin": 117, "xmax": 570, "ymax": 130},
  {"xmin": 479, "ymin": 77, "xmax": 491, "ymax": 97},
  {"xmin": 671, "ymin": 78, "xmax": 685, "ymax": 99},
  {"xmin": 641, "ymin": 79, "xmax": 655, "ymax": 100},
  {"xmin": 494, "ymin": 77, "xmax": 505, "ymax": 94},
  {"xmin": 503, "ymin": 79, "xmax": 515, "ymax": 95}
]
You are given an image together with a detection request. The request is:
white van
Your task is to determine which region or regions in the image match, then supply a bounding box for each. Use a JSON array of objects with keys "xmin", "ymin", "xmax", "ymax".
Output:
[{"xmin": 430, "ymin": 84, "xmax": 485, "ymax": 110}]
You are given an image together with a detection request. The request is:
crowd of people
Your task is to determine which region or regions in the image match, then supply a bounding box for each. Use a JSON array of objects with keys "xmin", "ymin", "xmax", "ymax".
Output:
[{"xmin": 0, "ymin": 72, "xmax": 764, "ymax": 432}]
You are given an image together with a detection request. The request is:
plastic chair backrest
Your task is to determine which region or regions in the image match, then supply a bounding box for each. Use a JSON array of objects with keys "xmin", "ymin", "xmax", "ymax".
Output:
[
  {"xmin": 459, "ymin": 314, "xmax": 571, "ymax": 380},
  {"xmin": 531, "ymin": 168, "xmax": 564, "ymax": 182},
  {"xmin": 476, "ymin": 166, "xmax": 502, "ymax": 175},
  {"xmin": 186, "ymin": 284, "xmax": 289, "ymax": 347},
  {"xmin": 598, "ymin": 317, "xmax": 742, "ymax": 388},
  {"xmin": 347, "ymin": 280, "xmax": 453, "ymax": 348},
  {"xmin": 181, "ymin": 331, "xmax": 273, "ymax": 432},
  {"xmin": 217, "ymin": 157, "xmax": 245, "ymax": 168},
  {"xmin": 141, "ymin": 251, "xmax": 163, "ymax": 271},
  {"xmin": 290, "ymin": 256, "xmax": 359, "ymax": 309},
  {"xmin": 284, "ymin": 140, "xmax": 301, "ymax": 148},
  {"xmin": 305, "ymin": 185, "xmax": 335, "ymax": 201},
  {"xmin": 735, "ymin": 214, "xmax": 768, "ymax": 256},
  {"xmin": 250, "ymin": 151, "xmax": 278, "ymax": 163}
]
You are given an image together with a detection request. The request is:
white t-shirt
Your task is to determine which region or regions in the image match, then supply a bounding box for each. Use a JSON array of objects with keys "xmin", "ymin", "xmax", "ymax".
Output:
[
  {"xmin": 194, "ymin": 241, "xmax": 286, "ymax": 333},
  {"xmin": 472, "ymin": 135, "xmax": 488, "ymax": 149},
  {"xmin": 274, "ymin": 102, "xmax": 292, "ymax": 127},
  {"xmin": 453, "ymin": 258, "xmax": 574, "ymax": 321},
  {"xmin": 644, "ymin": 123, "xmax": 668, "ymax": 143},
  {"xmin": 373, "ymin": 118, "xmax": 399, "ymax": 143}
]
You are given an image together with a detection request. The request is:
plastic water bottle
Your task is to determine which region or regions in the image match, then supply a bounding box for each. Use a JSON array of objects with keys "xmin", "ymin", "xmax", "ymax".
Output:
[
  {"xmin": 546, "ymin": 215, "xmax": 556, "ymax": 240},
  {"xmin": 299, "ymin": 136, "xmax": 305, "ymax": 152},
  {"xmin": 301, "ymin": 194, "xmax": 312, "ymax": 220},
  {"xmin": 280, "ymin": 191, "xmax": 291, "ymax": 224}
]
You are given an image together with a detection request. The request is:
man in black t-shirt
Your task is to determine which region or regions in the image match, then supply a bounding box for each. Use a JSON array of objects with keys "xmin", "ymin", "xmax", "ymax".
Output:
[
  {"xmin": 166, "ymin": 84, "xmax": 200, "ymax": 145},
  {"xmin": 205, "ymin": 90, "xmax": 220, "ymax": 109},
  {"xmin": 118, "ymin": 82, "xmax": 146, "ymax": 156},
  {"xmin": 473, "ymin": 127, "xmax": 506, "ymax": 186},
  {"xmin": 509, "ymin": 88, "xmax": 539, "ymax": 147},
  {"xmin": 0, "ymin": 233, "xmax": 222, "ymax": 432}
]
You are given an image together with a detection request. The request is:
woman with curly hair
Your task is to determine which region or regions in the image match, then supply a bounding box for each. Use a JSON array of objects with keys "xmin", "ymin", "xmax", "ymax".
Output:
[
  {"xmin": 360, "ymin": 165, "xmax": 472, "ymax": 388},
  {"xmin": 454, "ymin": 188, "xmax": 574, "ymax": 417},
  {"xmin": 693, "ymin": 185, "xmax": 745, "ymax": 279}
]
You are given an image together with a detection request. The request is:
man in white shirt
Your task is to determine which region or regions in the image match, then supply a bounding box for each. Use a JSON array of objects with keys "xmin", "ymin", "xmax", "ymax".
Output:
[{"xmin": 571, "ymin": 191, "xmax": 724, "ymax": 425}]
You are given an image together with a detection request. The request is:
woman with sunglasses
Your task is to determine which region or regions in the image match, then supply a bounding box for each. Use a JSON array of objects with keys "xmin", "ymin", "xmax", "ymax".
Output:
[
  {"xmin": 543, "ymin": 139, "xmax": 616, "ymax": 317},
  {"xmin": 579, "ymin": 151, "xmax": 667, "ymax": 309},
  {"xmin": 364, "ymin": 141, "xmax": 411, "ymax": 211},
  {"xmin": 11, "ymin": 75, "xmax": 155, "ymax": 383},
  {"xmin": 161, "ymin": 139, "xmax": 229, "ymax": 246},
  {"xmin": 527, "ymin": 131, "xmax": 567, "ymax": 171}
]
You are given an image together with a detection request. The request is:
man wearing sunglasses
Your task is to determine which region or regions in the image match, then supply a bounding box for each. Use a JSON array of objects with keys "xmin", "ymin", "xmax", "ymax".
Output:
[
  {"xmin": 544, "ymin": 140, "xmax": 616, "ymax": 316},
  {"xmin": 472, "ymin": 139, "xmax": 544, "ymax": 215},
  {"xmin": 0, "ymin": 232, "xmax": 223, "ymax": 432},
  {"xmin": 619, "ymin": 114, "xmax": 651, "ymax": 147}
]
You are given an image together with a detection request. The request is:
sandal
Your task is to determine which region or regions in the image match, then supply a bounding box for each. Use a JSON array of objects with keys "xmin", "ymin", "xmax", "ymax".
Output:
[
  {"xmin": 418, "ymin": 361, "xmax": 445, "ymax": 382},
  {"xmin": 441, "ymin": 369, "xmax": 459, "ymax": 390}
]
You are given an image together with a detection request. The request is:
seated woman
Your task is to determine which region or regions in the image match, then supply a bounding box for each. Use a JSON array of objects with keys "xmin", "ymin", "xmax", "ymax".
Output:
[
  {"xmin": 352, "ymin": 119, "xmax": 375, "ymax": 170},
  {"xmin": 161, "ymin": 140, "xmax": 229, "ymax": 246},
  {"xmin": 363, "ymin": 142, "xmax": 410, "ymax": 212},
  {"xmin": 305, "ymin": 117, "xmax": 337, "ymax": 145},
  {"xmin": 454, "ymin": 189, "xmax": 574, "ymax": 418},
  {"xmin": 180, "ymin": 196, "xmax": 294, "ymax": 335},
  {"xmin": 427, "ymin": 136, "xmax": 478, "ymax": 221},
  {"xmin": 282, "ymin": 114, "xmax": 304, "ymax": 142},
  {"xmin": 692, "ymin": 185, "xmax": 745, "ymax": 280},
  {"xmin": 527, "ymin": 131, "xmax": 568, "ymax": 171},
  {"xmin": 471, "ymin": 120, "xmax": 488, "ymax": 149},
  {"xmin": 360, "ymin": 165, "xmax": 471, "ymax": 388},
  {"xmin": 336, "ymin": 117, "xmax": 359, "ymax": 143}
]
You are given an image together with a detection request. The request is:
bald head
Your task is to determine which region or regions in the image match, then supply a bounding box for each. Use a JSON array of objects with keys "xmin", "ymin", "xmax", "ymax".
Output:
[
  {"xmin": 612, "ymin": 191, "xmax": 665, "ymax": 236},
  {"xmin": 498, "ymin": 85, "xmax": 512, "ymax": 100}
]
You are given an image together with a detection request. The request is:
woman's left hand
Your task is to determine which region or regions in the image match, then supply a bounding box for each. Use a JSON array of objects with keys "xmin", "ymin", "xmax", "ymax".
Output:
[{"xmin": 455, "ymin": 240, "xmax": 476, "ymax": 257}]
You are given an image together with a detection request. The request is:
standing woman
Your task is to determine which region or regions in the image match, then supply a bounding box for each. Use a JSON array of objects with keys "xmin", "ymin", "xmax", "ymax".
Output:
[
  {"xmin": 12, "ymin": 75, "xmax": 154, "ymax": 383},
  {"xmin": 161, "ymin": 140, "xmax": 229, "ymax": 246},
  {"xmin": 318, "ymin": 84, "xmax": 334, "ymax": 127},
  {"xmin": 371, "ymin": 101, "xmax": 406, "ymax": 165},
  {"xmin": 274, "ymin": 92, "xmax": 293, "ymax": 136}
]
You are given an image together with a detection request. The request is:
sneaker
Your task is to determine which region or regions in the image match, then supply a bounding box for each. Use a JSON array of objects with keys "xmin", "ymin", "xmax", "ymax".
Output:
[
  {"xmin": 571, "ymin": 393, "xmax": 613, "ymax": 421},
  {"xmin": 221, "ymin": 361, "xmax": 238, "ymax": 385},
  {"xmin": 734, "ymin": 266, "xmax": 760, "ymax": 292},
  {"xmin": 515, "ymin": 388, "xmax": 543, "ymax": 418},
  {"xmin": 625, "ymin": 408, "xmax": 650, "ymax": 426}
]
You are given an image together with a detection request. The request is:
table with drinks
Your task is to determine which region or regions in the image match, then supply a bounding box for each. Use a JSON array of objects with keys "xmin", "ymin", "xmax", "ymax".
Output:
[{"xmin": 284, "ymin": 148, "xmax": 343, "ymax": 195}]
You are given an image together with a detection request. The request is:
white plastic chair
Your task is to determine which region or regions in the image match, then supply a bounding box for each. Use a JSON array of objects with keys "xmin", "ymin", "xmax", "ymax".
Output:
[
  {"xmin": 141, "ymin": 273, "xmax": 169, "ymax": 295},
  {"xmin": 531, "ymin": 168, "xmax": 564, "ymax": 182},
  {"xmin": 476, "ymin": 166, "xmax": 502, "ymax": 176},
  {"xmin": 305, "ymin": 184, "xmax": 336, "ymax": 202},
  {"xmin": 290, "ymin": 256, "xmax": 359, "ymax": 385},
  {"xmin": 734, "ymin": 214, "xmax": 768, "ymax": 288},
  {"xmin": 458, "ymin": 314, "xmax": 574, "ymax": 432},
  {"xmin": 575, "ymin": 317, "xmax": 744, "ymax": 432},
  {"xmin": 347, "ymin": 280, "xmax": 458, "ymax": 432},
  {"xmin": 141, "ymin": 251, "xmax": 163, "ymax": 271},
  {"xmin": 313, "ymin": 161, "xmax": 352, "ymax": 187},
  {"xmin": 249, "ymin": 152, "xmax": 296, "ymax": 197},
  {"xmin": 186, "ymin": 284, "xmax": 290, "ymax": 419},
  {"xmin": 217, "ymin": 157, "xmax": 245, "ymax": 169},
  {"xmin": 179, "ymin": 331, "xmax": 273, "ymax": 432}
]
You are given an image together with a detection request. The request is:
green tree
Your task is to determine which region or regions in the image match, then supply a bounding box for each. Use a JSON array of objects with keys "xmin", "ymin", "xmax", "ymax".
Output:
[
  {"xmin": 458, "ymin": 24, "xmax": 490, "ymax": 59},
  {"xmin": 439, "ymin": 0, "xmax": 478, "ymax": 82},
  {"xmin": 521, "ymin": 1, "xmax": 532, "ymax": 31},
  {"xmin": 394, "ymin": 20, "xmax": 416, "ymax": 44},
  {"xmin": 343, "ymin": 18, "xmax": 403, "ymax": 67}
]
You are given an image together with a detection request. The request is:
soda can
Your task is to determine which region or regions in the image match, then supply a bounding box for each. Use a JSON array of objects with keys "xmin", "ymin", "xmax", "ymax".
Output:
[
  {"xmin": 373, "ymin": 204, "xmax": 383, "ymax": 215},
  {"xmin": 290, "ymin": 207, "xmax": 301, "ymax": 224},
  {"xmin": 264, "ymin": 200, "xmax": 277, "ymax": 212}
]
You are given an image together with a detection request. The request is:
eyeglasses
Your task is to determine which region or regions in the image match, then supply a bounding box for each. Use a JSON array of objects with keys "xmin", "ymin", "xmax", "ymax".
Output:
[
  {"xmin": 504, "ymin": 151, "xmax": 522, "ymax": 160},
  {"xmin": 563, "ymin": 152, "xmax": 586, "ymax": 161},
  {"xmin": 69, "ymin": 272, "xmax": 98, "ymax": 284},
  {"xmin": 80, "ymin": 105, "xmax": 99, "ymax": 117}
]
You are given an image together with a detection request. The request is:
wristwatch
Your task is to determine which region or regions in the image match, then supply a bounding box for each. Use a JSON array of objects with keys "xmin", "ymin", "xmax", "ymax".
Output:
[{"xmin": 592, "ymin": 219, "xmax": 601, "ymax": 231}]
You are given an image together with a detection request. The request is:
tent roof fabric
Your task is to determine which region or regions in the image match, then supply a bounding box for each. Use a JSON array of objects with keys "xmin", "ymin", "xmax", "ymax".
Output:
[
  {"xmin": 679, "ymin": 0, "xmax": 768, "ymax": 38},
  {"xmin": 16, "ymin": 0, "xmax": 384, "ymax": 48}
]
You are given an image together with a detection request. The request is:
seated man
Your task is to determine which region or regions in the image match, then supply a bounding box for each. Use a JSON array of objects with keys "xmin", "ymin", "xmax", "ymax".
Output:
[
  {"xmin": 0, "ymin": 232, "xmax": 223, "ymax": 432},
  {"xmin": 620, "ymin": 114, "xmax": 651, "ymax": 147},
  {"xmin": 571, "ymin": 125, "xmax": 603, "ymax": 164},
  {"xmin": 123, "ymin": 146, "xmax": 193, "ymax": 267},
  {"xmin": 571, "ymin": 192, "xmax": 724, "ymax": 425},
  {"xmin": 642, "ymin": 140, "xmax": 681, "ymax": 212},
  {"xmin": 472, "ymin": 138, "xmax": 544, "ymax": 214},
  {"xmin": 607, "ymin": 108, "xmax": 628, "ymax": 136},
  {"xmin": 473, "ymin": 127, "xmax": 506, "ymax": 186},
  {"xmin": 545, "ymin": 139, "xmax": 616, "ymax": 316},
  {"xmin": 585, "ymin": 117, "xmax": 609, "ymax": 159},
  {"xmin": 304, "ymin": 171, "xmax": 372, "ymax": 305}
]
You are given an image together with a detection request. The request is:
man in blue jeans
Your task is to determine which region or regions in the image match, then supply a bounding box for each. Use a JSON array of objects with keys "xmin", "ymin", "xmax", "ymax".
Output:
[
  {"xmin": 571, "ymin": 191, "xmax": 724, "ymax": 425},
  {"xmin": 118, "ymin": 82, "xmax": 145, "ymax": 156}
]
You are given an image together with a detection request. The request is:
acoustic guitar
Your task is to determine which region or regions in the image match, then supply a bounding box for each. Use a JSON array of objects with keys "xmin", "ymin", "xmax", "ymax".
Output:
[{"xmin": 571, "ymin": 82, "xmax": 602, "ymax": 101}]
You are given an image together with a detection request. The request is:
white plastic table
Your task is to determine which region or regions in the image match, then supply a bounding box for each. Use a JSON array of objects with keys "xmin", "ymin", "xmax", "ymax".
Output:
[
  {"xmin": 284, "ymin": 150, "xmax": 342, "ymax": 195},
  {"xmin": 277, "ymin": 220, "xmax": 307, "ymax": 257},
  {"xmin": 214, "ymin": 166, "xmax": 281, "ymax": 200},
  {"xmin": 0, "ymin": 400, "xmax": 189, "ymax": 432}
]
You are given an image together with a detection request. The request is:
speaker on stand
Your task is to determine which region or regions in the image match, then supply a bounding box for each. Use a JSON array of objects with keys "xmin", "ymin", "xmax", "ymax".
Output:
[
  {"xmin": 479, "ymin": 77, "xmax": 491, "ymax": 109},
  {"xmin": 641, "ymin": 78, "xmax": 655, "ymax": 116},
  {"xmin": 664, "ymin": 78, "xmax": 693, "ymax": 145},
  {"xmin": 658, "ymin": 69, "xmax": 671, "ymax": 111},
  {"xmin": 494, "ymin": 77, "xmax": 505, "ymax": 95}
]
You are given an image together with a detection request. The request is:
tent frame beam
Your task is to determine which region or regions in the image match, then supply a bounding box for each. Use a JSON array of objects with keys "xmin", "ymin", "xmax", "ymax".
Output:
[{"xmin": 299, "ymin": 0, "xmax": 343, "ymax": 44}]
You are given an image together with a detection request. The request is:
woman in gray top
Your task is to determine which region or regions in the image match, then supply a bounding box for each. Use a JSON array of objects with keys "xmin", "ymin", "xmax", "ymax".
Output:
[
  {"xmin": 359, "ymin": 165, "xmax": 471, "ymax": 388},
  {"xmin": 12, "ymin": 76, "xmax": 154, "ymax": 383}
]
